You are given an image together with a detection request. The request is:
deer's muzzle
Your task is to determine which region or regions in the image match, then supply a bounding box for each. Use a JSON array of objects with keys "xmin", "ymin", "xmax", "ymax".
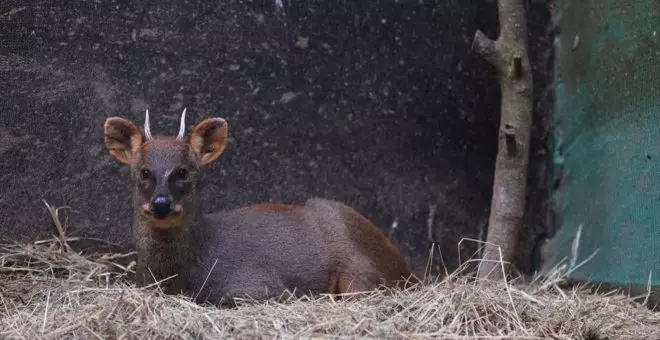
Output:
[{"xmin": 150, "ymin": 195, "xmax": 172, "ymax": 219}]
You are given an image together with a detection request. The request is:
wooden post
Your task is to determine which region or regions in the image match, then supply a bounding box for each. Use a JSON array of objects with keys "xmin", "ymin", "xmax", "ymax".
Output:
[{"xmin": 472, "ymin": 0, "xmax": 534, "ymax": 280}]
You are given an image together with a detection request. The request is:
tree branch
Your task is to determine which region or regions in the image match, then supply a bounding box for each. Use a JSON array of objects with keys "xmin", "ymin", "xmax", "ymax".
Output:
[
  {"xmin": 473, "ymin": 0, "xmax": 534, "ymax": 281},
  {"xmin": 472, "ymin": 30, "xmax": 499, "ymax": 68}
]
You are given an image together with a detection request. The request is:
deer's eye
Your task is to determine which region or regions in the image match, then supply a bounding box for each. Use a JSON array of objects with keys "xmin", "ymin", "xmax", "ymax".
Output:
[
  {"xmin": 140, "ymin": 169, "xmax": 151, "ymax": 180},
  {"xmin": 176, "ymin": 168, "xmax": 188, "ymax": 181}
]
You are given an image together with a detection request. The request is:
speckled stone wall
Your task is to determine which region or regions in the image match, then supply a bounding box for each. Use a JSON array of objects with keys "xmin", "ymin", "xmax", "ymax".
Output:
[{"xmin": 0, "ymin": 0, "xmax": 552, "ymax": 276}]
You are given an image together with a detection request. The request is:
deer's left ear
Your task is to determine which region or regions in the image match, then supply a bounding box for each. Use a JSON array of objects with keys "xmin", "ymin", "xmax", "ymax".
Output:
[
  {"xmin": 189, "ymin": 118, "xmax": 228, "ymax": 166},
  {"xmin": 104, "ymin": 117, "xmax": 144, "ymax": 165}
]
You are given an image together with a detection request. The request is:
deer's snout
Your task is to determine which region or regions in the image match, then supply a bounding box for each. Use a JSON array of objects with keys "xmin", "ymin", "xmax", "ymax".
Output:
[{"xmin": 150, "ymin": 195, "xmax": 173, "ymax": 219}]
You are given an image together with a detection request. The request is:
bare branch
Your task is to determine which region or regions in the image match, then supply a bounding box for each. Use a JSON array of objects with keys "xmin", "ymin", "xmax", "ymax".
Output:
[
  {"xmin": 472, "ymin": 0, "xmax": 534, "ymax": 281},
  {"xmin": 472, "ymin": 30, "xmax": 499, "ymax": 68}
]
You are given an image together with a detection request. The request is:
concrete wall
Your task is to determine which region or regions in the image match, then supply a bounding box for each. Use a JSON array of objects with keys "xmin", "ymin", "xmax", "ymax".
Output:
[{"xmin": 0, "ymin": 0, "xmax": 552, "ymax": 276}]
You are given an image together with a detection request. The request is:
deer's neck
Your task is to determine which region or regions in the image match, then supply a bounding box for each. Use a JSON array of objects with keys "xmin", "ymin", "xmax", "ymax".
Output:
[{"xmin": 133, "ymin": 201, "xmax": 205, "ymax": 294}]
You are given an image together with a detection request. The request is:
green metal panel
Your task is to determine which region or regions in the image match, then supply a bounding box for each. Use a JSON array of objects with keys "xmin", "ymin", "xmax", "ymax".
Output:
[{"xmin": 545, "ymin": 0, "xmax": 660, "ymax": 288}]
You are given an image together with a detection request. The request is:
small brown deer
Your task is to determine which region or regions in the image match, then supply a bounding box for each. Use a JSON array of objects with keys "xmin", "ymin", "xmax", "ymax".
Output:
[{"xmin": 103, "ymin": 109, "xmax": 416, "ymax": 305}]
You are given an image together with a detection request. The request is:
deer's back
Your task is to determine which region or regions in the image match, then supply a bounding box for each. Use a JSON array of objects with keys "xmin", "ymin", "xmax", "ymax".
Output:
[{"xmin": 189, "ymin": 198, "xmax": 412, "ymax": 303}]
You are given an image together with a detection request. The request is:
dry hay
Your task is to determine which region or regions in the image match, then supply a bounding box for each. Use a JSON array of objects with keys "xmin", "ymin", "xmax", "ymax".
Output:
[{"xmin": 0, "ymin": 239, "xmax": 658, "ymax": 340}]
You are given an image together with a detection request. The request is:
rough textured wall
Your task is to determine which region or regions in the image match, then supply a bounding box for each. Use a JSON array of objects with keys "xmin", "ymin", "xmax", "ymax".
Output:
[{"xmin": 0, "ymin": 0, "xmax": 551, "ymax": 276}]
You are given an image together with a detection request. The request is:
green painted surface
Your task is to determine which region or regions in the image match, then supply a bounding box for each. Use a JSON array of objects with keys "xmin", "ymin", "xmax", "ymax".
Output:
[{"xmin": 546, "ymin": 0, "xmax": 660, "ymax": 288}]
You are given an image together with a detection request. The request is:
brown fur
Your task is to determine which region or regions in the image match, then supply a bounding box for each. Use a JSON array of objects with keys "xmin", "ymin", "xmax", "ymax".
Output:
[{"xmin": 103, "ymin": 114, "xmax": 416, "ymax": 306}]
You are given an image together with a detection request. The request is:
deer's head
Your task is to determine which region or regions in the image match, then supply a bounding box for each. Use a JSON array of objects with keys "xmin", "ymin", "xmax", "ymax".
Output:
[{"xmin": 103, "ymin": 109, "xmax": 228, "ymax": 229}]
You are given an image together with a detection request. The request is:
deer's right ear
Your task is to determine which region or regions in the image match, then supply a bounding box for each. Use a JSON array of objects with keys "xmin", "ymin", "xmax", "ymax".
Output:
[{"xmin": 104, "ymin": 117, "xmax": 144, "ymax": 164}]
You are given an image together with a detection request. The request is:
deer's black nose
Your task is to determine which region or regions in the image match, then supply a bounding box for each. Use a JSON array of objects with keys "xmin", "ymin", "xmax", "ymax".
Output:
[{"xmin": 150, "ymin": 196, "xmax": 172, "ymax": 219}]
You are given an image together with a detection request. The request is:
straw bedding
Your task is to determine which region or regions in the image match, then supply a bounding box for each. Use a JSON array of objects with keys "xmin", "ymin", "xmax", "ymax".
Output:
[{"xmin": 0, "ymin": 238, "xmax": 658, "ymax": 340}]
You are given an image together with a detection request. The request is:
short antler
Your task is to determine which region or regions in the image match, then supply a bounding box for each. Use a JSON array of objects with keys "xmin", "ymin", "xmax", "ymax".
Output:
[
  {"xmin": 144, "ymin": 109, "xmax": 153, "ymax": 140},
  {"xmin": 144, "ymin": 108, "xmax": 186, "ymax": 140},
  {"xmin": 177, "ymin": 108, "xmax": 187, "ymax": 140}
]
